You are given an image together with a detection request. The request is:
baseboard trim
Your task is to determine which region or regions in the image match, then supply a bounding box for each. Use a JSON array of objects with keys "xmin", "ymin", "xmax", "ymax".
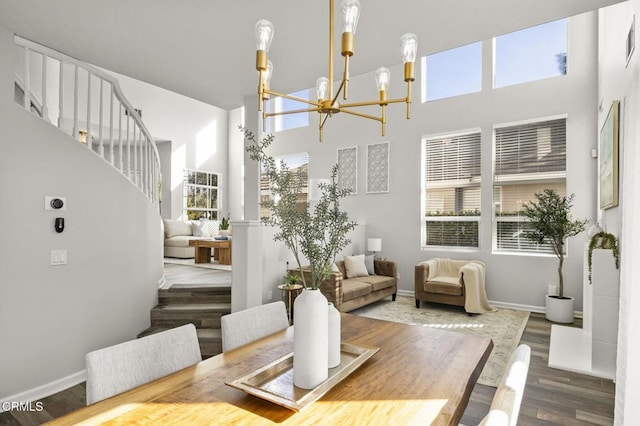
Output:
[
  {"xmin": 0, "ymin": 370, "xmax": 86, "ymax": 413},
  {"xmin": 396, "ymin": 290, "xmax": 584, "ymax": 317}
]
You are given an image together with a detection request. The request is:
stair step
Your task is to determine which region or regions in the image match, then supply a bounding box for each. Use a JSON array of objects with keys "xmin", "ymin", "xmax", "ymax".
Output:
[
  {"xmin": 150, "ymin": 303, "xmax": 231, "ymax": 329},
  {"xmin": 159, "ymin": 286, "xmax": 231, "ymax": 304}
]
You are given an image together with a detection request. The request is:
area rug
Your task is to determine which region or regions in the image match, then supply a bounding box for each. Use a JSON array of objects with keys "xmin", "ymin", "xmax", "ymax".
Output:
[
  {"xmin": 163, "ymin": 257, "xmax": 232, "ymax": 271},
  {"xmin": 351, "ymin": 295, "xmax": 530, "ymax": 387}
]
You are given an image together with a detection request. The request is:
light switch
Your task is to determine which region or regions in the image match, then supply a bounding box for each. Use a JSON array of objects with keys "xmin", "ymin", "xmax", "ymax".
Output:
[{"xmin": 51, "ymin": 250, "xmax": 67, "ymax": 265}]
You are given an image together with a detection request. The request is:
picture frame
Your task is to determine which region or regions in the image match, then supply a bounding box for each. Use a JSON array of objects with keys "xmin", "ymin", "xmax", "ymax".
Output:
[
  {"xmin": 337, "ymin": 146, "xmax": 358, "ymax": 194},
  {"xmin": 366, "ymin": 142, "xmax": 390, "ymax": 194},
  {"xmin": 599, "ymin": 100, "xmax": 619, "ymax": 210}
]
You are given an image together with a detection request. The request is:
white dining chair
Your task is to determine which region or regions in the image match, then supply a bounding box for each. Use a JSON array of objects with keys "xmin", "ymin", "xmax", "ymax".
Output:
[
  {"xmin": 85, "ymin": 323, "xmax": 202, "ymax": 405},
  {"xmin": 476, "ymin": 344, "xmax": 531, "ymax": 426},
  {"xmin": 221, "ymin": 301, "xmax": 289, "ymax": 352}
]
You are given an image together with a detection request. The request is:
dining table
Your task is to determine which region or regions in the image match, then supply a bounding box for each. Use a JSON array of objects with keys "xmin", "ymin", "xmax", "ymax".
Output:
[{"xmin": 47, "ymin": 313, "xmax": 493, "ymax": 425}]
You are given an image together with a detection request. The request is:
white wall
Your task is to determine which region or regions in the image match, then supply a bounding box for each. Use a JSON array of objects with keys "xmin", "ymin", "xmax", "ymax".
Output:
[
  {"xmin": 0, "ymin": 24, "xmax": 162, "ymax": 402},
  {"xmin": 243, "ymin": 12, "xmax": 599, "ymax": 312},
  {"xmin": 599, "ymin": 2, "xmax": 640, "ymax": 424}
]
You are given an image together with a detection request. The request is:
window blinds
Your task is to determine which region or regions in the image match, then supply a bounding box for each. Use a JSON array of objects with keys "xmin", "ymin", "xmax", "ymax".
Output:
[
  {"xmin": 494, "ymin": 118, "xmax": 566, "ymax": 253},
  {"xmin": 424, "ymin": 131, "xmax": 481, "ymax": 248}
]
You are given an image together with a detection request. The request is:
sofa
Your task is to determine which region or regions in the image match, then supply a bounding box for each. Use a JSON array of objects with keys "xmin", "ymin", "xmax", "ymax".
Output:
[
  {"xmin": 292, "ymin": 255, "xmax": 397, "ymax": 312},
  {"xmin": 163, "ymin": 219, "xmax": 221, "ymax": 258},
  {"xmin": 414, "ymin": 258, "xmax": 495, "ymax": 314}
]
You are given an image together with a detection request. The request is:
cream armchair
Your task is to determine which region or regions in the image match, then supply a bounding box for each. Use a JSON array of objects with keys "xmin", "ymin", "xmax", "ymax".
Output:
[{"xmin": 414, "ymin": 258, "xmax": 496, "ymax": 314}]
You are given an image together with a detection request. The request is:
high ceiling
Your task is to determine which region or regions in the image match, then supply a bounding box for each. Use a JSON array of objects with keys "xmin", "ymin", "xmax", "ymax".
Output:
[{"xmin": 0, "ymin": 0, "xmax": 625, "ymax": 110}]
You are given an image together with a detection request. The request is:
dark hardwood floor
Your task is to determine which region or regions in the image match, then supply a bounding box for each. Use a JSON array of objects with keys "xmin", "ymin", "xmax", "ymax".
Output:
[{"xmin": 1, "ymin": 264, "xmax": 615, "ymax": 425}]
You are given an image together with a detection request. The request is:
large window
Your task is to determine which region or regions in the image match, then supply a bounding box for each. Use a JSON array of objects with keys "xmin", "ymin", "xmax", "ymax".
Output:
[
  {"xmin": 493, "ymin": 118, "xmax": 566, "ymax": 253},
  {"xmin": 494, "ymin": 19, "xmax": 567, "ymax": 88},
  {"xmin": 183, "ymin": 170, "xmax": 220, "ymax": 220},
  {"xmin": 422, "ymin": 42, "xmax": 482, "ymax": 102},
  {"xmin": 260, "ymin": 152, "xmax": 309, "ymax": 218},
  {"xmin": 423, "ymin": 131, "xmax": 481, "ymax": 248},
  {"xmin": 275, "ymin": 89, "xmax": 310, "ymax": 132}
]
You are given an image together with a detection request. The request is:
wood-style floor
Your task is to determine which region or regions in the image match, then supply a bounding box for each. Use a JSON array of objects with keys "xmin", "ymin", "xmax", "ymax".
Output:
[{"xmin": 0, "ymin": 264, "xmax": 615, "ymax": 425}]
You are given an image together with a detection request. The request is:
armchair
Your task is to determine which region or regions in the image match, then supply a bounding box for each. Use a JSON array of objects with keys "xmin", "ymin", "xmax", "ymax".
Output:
[{"xmin": 415, "ymin": 258, "xmax": 495, "ymax": 314}]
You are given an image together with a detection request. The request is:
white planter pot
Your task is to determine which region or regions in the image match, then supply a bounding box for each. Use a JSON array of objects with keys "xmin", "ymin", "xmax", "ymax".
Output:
[
  {"xmin": 328, "ymin": 302, "xmax": 341, "ymax": 368},
  {"xmin": 293, "ymin": 289, "xmax": 328, "ymax": 389},
  {"xmin": 545, "ymin": 295, "xmax": 575, "ymax": 323},
  {"xmin": 219, "ymin": 229, "xmax": 230, "ymax": 237}
]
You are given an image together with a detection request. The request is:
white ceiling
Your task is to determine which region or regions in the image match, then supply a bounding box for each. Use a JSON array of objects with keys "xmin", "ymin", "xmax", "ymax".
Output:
[{"xmin": 0, "ymin": 0, "xmax": 625, "ymax": 110}]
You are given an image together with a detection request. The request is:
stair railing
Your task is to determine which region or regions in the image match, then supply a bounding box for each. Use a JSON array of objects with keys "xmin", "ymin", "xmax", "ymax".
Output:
[{"xmin": 14, "ymin": 36, "xmax": 161, "ymax": 210}]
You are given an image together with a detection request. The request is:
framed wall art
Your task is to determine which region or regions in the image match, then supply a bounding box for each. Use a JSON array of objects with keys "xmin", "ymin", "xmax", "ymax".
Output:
[
  {"xmin": 366, "ymin": 142, "xmax": 390, "ymax": 193},
  {"xmin": 337, "ymin": 146, "xmax": 358, "ymax": 194},
  {"xmin": 599, "ymin": 100, "xmax": 619, "ymax": 210}
]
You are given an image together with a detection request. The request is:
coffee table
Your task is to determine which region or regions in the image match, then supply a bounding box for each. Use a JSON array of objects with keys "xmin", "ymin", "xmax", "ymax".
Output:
[{"xmin": 188, "ymin": 239, "xmax": 232, "ymax": 265}]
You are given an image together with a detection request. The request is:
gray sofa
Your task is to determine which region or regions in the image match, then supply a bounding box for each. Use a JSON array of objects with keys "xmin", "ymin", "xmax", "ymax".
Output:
[
  {"xmin": 292, "ymin": 259, "xmax": 397, "ymax": 312},
  {"xmin": 163, "ymin": 219, "xmax": 220, "ymax": 258}
]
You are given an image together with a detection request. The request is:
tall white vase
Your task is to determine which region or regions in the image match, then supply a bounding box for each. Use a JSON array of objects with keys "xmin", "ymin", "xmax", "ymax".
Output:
[
  {"xmin": 328, "ymin": 302, "xmax": 341, "ymax": 368},
  {"xmin": 293, "ymin": 288, "xmax": 328, "ymax": 389}
]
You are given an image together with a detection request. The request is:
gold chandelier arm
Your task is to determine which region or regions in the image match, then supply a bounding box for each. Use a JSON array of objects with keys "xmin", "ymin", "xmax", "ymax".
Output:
[
  {"xmin": 263, "ymin": 89, "xmax": 322, "ymax": 108},
  {"xmin": 340, "ymin": 97, "xmax": 410, "ymax": 109},
  {"xmin": 339, "ymin": 107, "xmax": 383, "ymax": 122},
  {"xmin": 265, "ymin": 107, "xmax": 321, "ymax": 117},
  {"xmin": 343, "ymin": 55, "xmax": 350, "ymax": 100},
  {"xmin": 331, "ymin": 79, "xmax": 346, "ymax": 106},
  {"xmin": 406, "ymin": 80, "xmax": 412, "ymax": 119}
]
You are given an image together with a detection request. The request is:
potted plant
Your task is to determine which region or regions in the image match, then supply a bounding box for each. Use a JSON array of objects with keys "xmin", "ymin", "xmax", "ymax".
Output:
[
  {"xmin": 522, "ymin": 189, "xmax": 588, "ymax": 323},
  {"xmin": 587, "ymin": 231, "xmax": 619, "ymax": 284},
  {"xmin": 219, "ymin": 214, "xmax": 230, "ymax": 237},
  {"xmin": 283, "ymin": 272, "xmax": 302, "ymax": 288},
  {"xmin": 243, "ymin": 127, "xmax": 356, "ymax": 389}
]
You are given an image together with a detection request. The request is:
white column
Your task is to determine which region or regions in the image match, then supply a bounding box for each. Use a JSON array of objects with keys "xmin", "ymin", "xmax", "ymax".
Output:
[
  {"xmin": 243, "ymin": 94, "xmax": 261, "ymax": 221},
  {"xmin": 230, "ymin": 220, "xmax": 263, "ymax": 312}
]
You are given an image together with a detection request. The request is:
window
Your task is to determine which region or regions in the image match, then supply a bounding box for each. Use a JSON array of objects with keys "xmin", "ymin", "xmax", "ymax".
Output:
[
  {"xmin": 422, "ymin": 42, "xmax": 482, "ymax": 102},
  {"xmin": 260, "ymin": 152, "xmax": 309, "ymax": 218},
  {"xmin": 423, "ymin": 131, "xmax": 481, "ymax": 248},
  {"xmin": 183, "ymin": 170, "xmax": 219, "ymax": 220},
  {"xmin": 494, "ymin": 19, "xmax": 567, "ymax": 88},
  {"xmin": 493, "ymin": 118, "xmax": 566, "ymax": 253},
  {"xmin": 274, "ymin": 89, "xmax": 310, "ymax": 132}
]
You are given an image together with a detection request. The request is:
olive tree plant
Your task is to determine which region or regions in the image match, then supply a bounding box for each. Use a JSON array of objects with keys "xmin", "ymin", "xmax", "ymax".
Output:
[
  {"xmin": 522, "ymin": 189, "xmax": 588, "ymax": 298},
  {"xmin": 242, "ymin": 128, "xmax": 356, "ymax": 290}
]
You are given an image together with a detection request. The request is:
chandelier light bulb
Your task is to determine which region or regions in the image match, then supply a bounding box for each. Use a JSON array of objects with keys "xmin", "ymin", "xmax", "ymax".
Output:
[
  {"xmin": 316, "ymin": 77, "xmax": 329, "ymax": 101},
  {"xmin": 375, "ymin": 67, "xmax": 391, "ymax": 92},
  {"xmin": 400, "ymin": 33, "xmax": 418, "ymax": 64},
  {"xmin": 255, "ymin": 19, "xmax": 274, "ymax": 51},
  {"xmin": 341, "ymin": 0, "xmax": 361, "ymax": 34}
]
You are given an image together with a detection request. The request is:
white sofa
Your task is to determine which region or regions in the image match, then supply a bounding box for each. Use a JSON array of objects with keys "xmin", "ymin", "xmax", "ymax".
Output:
[{"xmin": 163, "ymin": 219, "xmax": 220, "ymax": 258}]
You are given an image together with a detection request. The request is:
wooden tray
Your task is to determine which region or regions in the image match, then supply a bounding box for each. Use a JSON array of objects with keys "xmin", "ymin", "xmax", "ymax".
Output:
[{"xmin": 225, "ymin": 341, "xmax": 379, "ymax": 411}]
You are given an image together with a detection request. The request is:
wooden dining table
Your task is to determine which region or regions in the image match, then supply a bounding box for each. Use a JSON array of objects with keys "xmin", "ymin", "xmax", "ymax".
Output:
[{"xmin": 48, "ymin": 313, "xmax": 493, "ymax": 425}]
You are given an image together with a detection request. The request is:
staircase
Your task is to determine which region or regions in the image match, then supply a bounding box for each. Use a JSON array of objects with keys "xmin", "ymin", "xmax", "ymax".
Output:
[{"xmin": 138, "ymin": 285, "xmax": 232, "ymax": 358}]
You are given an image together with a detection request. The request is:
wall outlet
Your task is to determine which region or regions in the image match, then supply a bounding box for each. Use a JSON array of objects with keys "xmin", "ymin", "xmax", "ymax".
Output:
[
  {"xmin": 397, "ymin": 273, "xmax": 400, "ymax": 280},
  {"xmin": 267, "ymin": 290, "xmax": 273, "ymax": 300},
  {"xmin": 51, "ymin": 249, "xmax": 67, "ymax": 265}
]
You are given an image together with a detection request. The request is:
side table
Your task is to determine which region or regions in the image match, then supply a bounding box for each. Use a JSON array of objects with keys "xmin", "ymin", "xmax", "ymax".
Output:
[{"xmin": 277, "ymin": 284, "xmax": 303, "ymax": 325}]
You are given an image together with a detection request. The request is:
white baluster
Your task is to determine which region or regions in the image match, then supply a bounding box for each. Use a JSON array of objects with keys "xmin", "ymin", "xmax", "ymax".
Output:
[
  {"xmin": 118, "ymin": 103, "xmax": 123, "ymax": 173},
  {"xmin": 126, "ymin": 115, "xmax": 131, "ymax": 180},
  {"xmin": 109, "ymin": 85, "xmax": 114, "ymax": 165},
  {"xmin": 98, "ymin": 78, "xmax": 104, "ymax": 157},
  {"xmin": 73, "ymin": 65, "xmax": 79, "ymax": 139},
  {"xmin": 87, "ymin": 72, "xmax": 92, "ymax": 150},
  {"xmin": 23, "ymin": 47, "xmax": 31, "ymax": 110},
  {"xmin": 41, "ymin": 53, "xmax": 48, "ymax": 120},
  {"xmin": 58, "ymin": 59, "xmax": 64, "ymax": 130}
]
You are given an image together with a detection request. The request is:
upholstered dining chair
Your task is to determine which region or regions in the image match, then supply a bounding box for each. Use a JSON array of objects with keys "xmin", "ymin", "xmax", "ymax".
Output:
[
  {"xmin": 221, "ymin": 301, "xmax": 289, "ymax": 352},
  {"xmin": 85, "ymin": 323, "xmax": 202, "ymax": 405},
  {"xmin": 473, "ymin": 344, "xmax": 531, "ymax": 426}
]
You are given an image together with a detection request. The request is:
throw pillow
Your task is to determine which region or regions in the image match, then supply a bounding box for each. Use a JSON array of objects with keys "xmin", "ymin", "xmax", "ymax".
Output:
[
  {"xmin": 364, "ymin": 255, "xmax": 376, "ymax": 275},
  {"xmin": 330, "ymin": 262, "xmax": 340, "ymax": 273},
  {"xmin": 344, "ymin": 254, "xmax": 369, "ymax": 278},
  {"xmin": 192, "ymin": 221, "xmax": 211, "ymax": 238}
]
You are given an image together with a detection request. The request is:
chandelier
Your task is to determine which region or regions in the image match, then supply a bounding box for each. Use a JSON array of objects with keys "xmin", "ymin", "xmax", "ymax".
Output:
[{"xmin": 255, "ymin": 0, "xmax": 418, "ymax": 142}]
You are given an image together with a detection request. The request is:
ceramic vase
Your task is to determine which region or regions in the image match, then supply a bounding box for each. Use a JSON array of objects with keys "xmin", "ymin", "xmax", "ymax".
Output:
[
  {"xmin": 293, "ymin": 288, "xmax": 328, "ymax": 389},
  {"xmin": 328, "ymin": 302, "xmax": 341, "ymax": 368}
]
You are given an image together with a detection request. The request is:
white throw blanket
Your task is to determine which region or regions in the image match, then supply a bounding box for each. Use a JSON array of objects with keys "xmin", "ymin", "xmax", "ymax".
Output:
[{"xmin": 423, "ymin": 258, "xmax": 497, "ymax": 314}]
